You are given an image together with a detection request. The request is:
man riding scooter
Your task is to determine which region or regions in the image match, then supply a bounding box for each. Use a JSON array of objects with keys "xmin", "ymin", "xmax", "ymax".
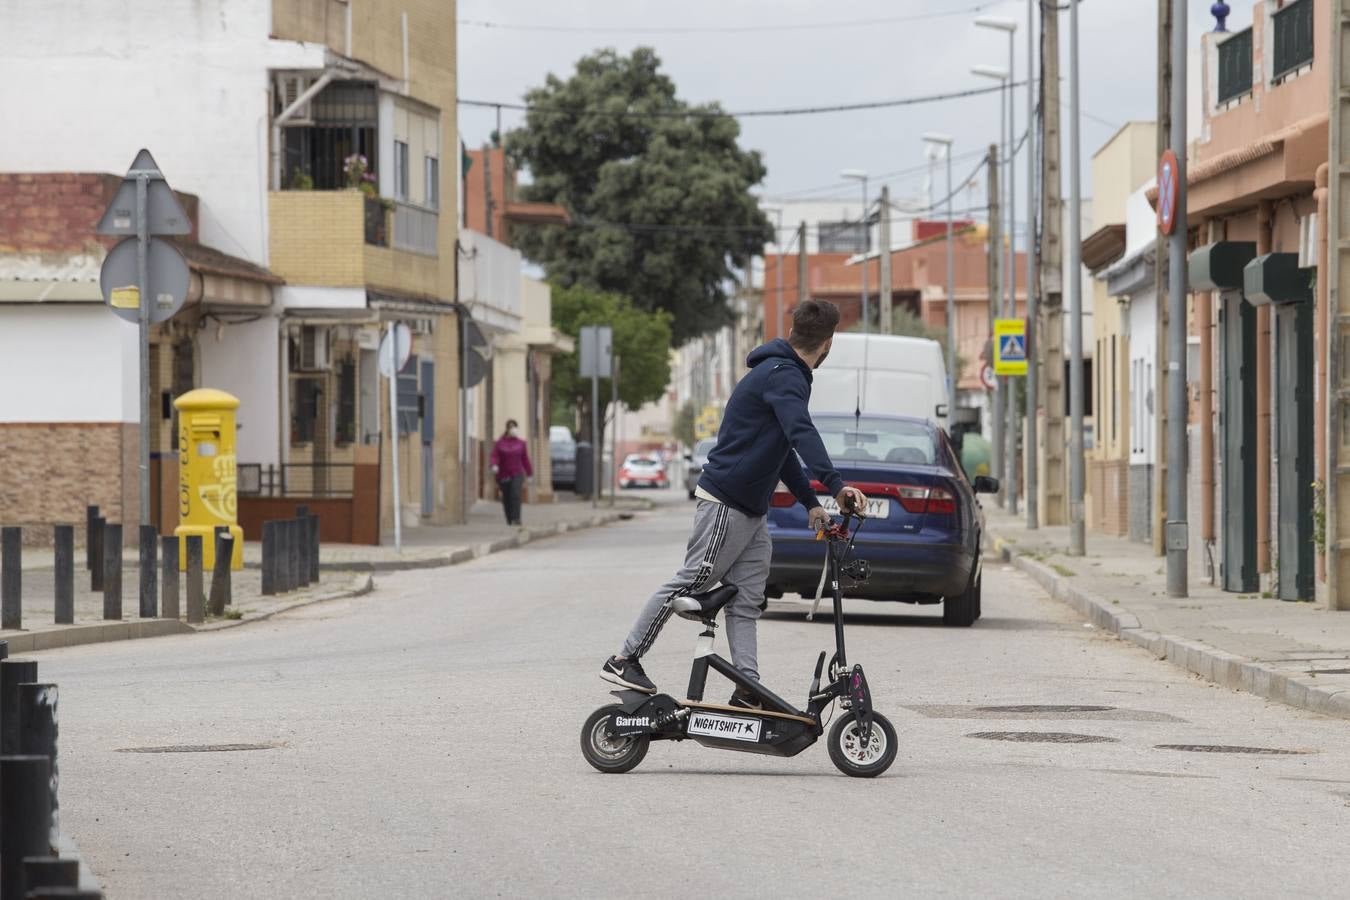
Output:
[{"xmin": 601, "ymin": 299, "xmax": 867, "ymax": 707}]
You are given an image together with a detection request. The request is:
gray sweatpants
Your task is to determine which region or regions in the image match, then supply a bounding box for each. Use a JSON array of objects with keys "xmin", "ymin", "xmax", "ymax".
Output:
[{"xmin": 621, "ymin": 499, "xmax": 772, "ymax": 682}]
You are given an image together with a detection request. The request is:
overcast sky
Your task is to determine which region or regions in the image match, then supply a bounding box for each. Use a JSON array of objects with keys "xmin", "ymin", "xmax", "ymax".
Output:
[{"xmin": 458, "ymin": 1, "xmax": 1243, "ymax": 212}]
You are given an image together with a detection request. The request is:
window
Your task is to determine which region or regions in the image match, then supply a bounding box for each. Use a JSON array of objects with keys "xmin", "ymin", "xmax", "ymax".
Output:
[
  {"xmin": 394, "ymin": 140, "xmax": 410, "ymax": 200},
  {"xmin": 396, "ymin": 355, "xmax": 419, "ymax": 435},
  {"xmin": 1111, "ymin": 336, "xmax": 1117, "ymax": 445},
  {"xmin": 425, "ymin": 156, "xmax": 439, "ymax": 209},
  {"xmin": 279, "ymin": 82, "xmax": 379, "ymax": 190},
  {"xmin": 812, "ymin": 415, "xmax": 938, "ymax": 465},
  {"xmin": 336, "ymin": 359, "xmax": 356, "ymax": 445},
  {"xmin": 291, "ymin": 377, "xmax": 323, "ymax": 445},
  {"xmin": 1217, "ymin": 27, "xmax": 1253, "ymax": 104},
  {"xmin": 1272, "ymin": 0, "xmax": 1314, "ymax": 83},
  {"xmin": 818, "ymin": 220, "xmax": 867, "ymax": 254}
]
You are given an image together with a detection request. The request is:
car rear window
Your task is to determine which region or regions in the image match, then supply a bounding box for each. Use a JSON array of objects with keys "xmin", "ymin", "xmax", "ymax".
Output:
[{"xmin": 813, "ymin": 416, "xmax": 938, "ymax": 466}]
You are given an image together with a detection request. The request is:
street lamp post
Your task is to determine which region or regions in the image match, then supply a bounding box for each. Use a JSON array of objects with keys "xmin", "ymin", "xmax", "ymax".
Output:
[
  {"xmin": 841, "ymin": 169, "xmax": 869, "ymax": 336},
  {"xmin": 976, "ymin": 16, "xmax": 1019, "ymax": 515},
  {"xmin": 972, "ymin": 63, "xmax": 1009, "ymax": 504},
  {"xmin": 1025, "ymin": 0, "xmax": 1039, "ymax": 529},
  {"xmin": 1067, "ymin": 0, "xmax": 1087, "ymax": 556},
  {"xmin": 923, "ymin": 134, "xmax": 957, "ymax": 405}
]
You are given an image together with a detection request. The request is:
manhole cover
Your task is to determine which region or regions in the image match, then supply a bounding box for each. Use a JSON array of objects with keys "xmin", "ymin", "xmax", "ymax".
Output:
[
  {"xmin": 117, "ymin": 743, "xmax": 279, "ymax": 754},
  {"xmin": 1153, "ymin": 744, "xmax": 1313, "ymax": 756},
  {"xmin": 968, "ymin": 731, "xmax": 1119, "ymax": 744},
  {"xmin": 976, "ymin": 705, "xmax": 1115, "ymax": 714}
]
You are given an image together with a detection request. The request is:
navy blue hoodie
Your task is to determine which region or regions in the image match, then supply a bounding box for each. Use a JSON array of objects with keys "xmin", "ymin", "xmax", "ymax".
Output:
[{"xmin": 697, "ymin": 338, "xmax": 845, "ymax": 517}]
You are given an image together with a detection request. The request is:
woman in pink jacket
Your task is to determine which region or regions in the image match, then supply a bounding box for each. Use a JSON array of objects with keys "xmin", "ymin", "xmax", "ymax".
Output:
[{"xmin": 490, "ymin": 419, "xmax": 533, "ymax": 526}]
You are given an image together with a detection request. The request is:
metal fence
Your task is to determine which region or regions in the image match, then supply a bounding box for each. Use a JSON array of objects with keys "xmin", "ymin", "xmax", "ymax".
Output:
[
  {"xmin": 238, "ymin": 463, "xmax": 355, "ymax": 498},
  {"xmin": 1272, "ymin": 0, "xmax": 1314, "ymax": 83},
  {"xmin": 393, "ymin": 200, "xmax": 438, "ymax": 256},
  {"xmin": 1217, "ymin": 27, "xmax": 1253, "ymax": 105}
]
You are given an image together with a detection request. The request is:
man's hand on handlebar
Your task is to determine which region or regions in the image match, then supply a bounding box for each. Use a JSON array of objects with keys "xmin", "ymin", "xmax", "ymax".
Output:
[
  {"xmin": 837, "ymin": 486, "xmax": 868, "ymax": 517},
  {"xmin": 808, "ymin": 506, "xmax": 831, "ymax": 532}
]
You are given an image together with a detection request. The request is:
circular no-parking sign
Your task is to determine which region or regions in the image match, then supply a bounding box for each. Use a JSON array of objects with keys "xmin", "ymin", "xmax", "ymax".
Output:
[{"xmin": 980, "ymin": 365, "xmax": 997, "ymax": 391}]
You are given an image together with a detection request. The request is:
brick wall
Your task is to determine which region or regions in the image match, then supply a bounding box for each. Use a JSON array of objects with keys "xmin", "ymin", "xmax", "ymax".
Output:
[
  {"xmin": 0, "ymin": 172, "xmax": 198, "ymax": 253},
  {"xmin": 0, "ymin": 422, "xmax": 135, "ymax": 545},
  {"xmin": 268, "ymin": 190, "xmax": 366, "ymax": 285},
  {"xmin": 1089, "ymin": 458, "xmax": 1130, "ymax": 537}
]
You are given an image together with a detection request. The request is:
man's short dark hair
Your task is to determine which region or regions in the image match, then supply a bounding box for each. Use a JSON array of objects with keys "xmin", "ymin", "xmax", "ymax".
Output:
[{"xmin": 788, "ymin": 300, "xmax": 840, "ymax": 353}]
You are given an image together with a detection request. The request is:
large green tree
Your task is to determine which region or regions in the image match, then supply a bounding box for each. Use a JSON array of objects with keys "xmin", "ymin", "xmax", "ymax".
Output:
[
  {"xmin": 507, "ymin": 47, "xmax": 774, "ymax": 344},
  {"xmin": 551, "ymin": 283, "xmax": 673, "ymax": 450}
]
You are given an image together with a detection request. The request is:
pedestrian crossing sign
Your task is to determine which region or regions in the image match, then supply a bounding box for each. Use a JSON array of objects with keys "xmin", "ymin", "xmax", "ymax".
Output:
[{"xmin": 993, "ymin": 318, "xmax": 1028, "ymax": 376}]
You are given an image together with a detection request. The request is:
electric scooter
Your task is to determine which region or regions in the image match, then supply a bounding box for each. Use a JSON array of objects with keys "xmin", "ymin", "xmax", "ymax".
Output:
[{"xmin": 581, "ymin": 510, "xmax": 897, "ymax": 777}]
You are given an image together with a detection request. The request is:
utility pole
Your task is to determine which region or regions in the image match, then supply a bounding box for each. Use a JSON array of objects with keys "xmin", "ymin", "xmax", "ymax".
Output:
[
  {"xmin": 1164, "ymin": 0, "xmax": 1189, "ymax": 595},
  {"xmin": 1005, "ymin": 22, "xmax": 1020, "ymax": 517},
  {"xmin": 1326, "ymin": 0, "xmax": 1350, "ymax": 609},
  {"xmin": 1039, "ymin": 0, "xmax": 1067, "ymax": 526},
  {"xmin": 1153, "ymin": 0, "xmax": 1173, "ymax": 557},
  {"xmin": 1067, "ymin": 0, "xmax": 1086, "ymax": 556},
  {"xmin": 988, "ymin": 143, "xmax": 1004, "ymax": 493},
  {"xmin": 1025, "ymin": 0, "xmax": 1039, "ymax": 529},
  {"xmin": 880, "ymin": 185, "xmax": 893, "ymax": 333},
  {"xmin": 797, "ymin": 220, "xmax": 808, "ymax": 324}
]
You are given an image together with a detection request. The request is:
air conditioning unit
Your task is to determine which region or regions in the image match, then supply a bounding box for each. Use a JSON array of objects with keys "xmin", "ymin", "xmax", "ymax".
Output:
[
  {"xmin": 298, "ymin": 326, "xmax": 330, "ymax": 371},
  {"xmin": 276, "ymin": 73, "xmax": 315, "ymax": 125}
]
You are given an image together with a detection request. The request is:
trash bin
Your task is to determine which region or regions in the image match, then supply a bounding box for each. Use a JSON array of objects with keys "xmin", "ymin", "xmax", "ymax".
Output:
[{"xmin": 575, "ymin": 442, "xmax": 595, "ymax": 498}]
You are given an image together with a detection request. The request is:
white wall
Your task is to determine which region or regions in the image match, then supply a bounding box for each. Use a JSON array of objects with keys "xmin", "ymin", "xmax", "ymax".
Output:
[
  {"xmin": 199, "ymin": 314, "xmax": 280, "ymax": 465},
  {"xmin": 0, "ymin": 0, "xmax": 322, "ymax": 266},
  {"xmin": 0, "ymin": 306, "xmax": 137, "ymax": 422}
]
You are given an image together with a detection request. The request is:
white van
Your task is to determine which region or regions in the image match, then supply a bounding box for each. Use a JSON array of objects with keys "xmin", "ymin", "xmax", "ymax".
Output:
[{"xmin": 808, "ymin": 333, "xmax": 950, "ymax": 429}]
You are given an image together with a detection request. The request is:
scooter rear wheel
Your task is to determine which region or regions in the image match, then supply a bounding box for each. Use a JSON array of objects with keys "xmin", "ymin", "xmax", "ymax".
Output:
[
  {"xmin": 828, "ymin": 710, "xmax": 898, "ymax": 777},
  {"xmin": 581, "ymin": 704, "xmax": 650, "ymax": 774}
]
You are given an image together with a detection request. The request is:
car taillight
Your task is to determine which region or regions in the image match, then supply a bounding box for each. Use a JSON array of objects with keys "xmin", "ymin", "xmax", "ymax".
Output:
[
  {"xmin": 771, "ymin": 482, "xmax": 795, "ymax": 507},
  {"xmin": 896, "ymin": 485, "xmax": 957, "ymax": 515},
  {"xmin": 896, "ymin": 486, "xmax": 929, "ymax": 514},
  {"xmin": 926, "ymin": 488, "xmax": 956, "ymax": 515}
]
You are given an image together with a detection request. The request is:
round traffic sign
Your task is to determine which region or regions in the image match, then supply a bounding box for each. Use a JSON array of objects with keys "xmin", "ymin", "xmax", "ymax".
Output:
[
  {"xmin": 378, "ymin": 322, "xmax": 413, "ymax": 377},
  {"xmin": 99, "ymin": 236, "xmax": 190, "ymax": 324},
  {"xmin": 981, "ymin": 365, "xmax": 997, "ymax": 390},
  {"xmin": 1158, "ymin": 149, "xmax": 1179, "ymax": 235}
]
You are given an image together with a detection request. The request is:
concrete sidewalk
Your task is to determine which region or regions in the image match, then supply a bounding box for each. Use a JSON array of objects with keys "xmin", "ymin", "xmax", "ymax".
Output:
[
  {"xmin": 3, "ymin": 494, "xmax": 647, "ymax": 652},
  {"xmin": 983, "ymin": 504, "xmax": 1350, "ymax": 721}
]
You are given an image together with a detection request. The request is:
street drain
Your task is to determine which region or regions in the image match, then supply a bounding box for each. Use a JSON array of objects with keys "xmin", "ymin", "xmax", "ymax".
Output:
[
  {"xmin": 976, "ymin": 705, "xmax": 1115, "ymax": 714},
  {"xmin": 968, "ymin": 731, "xmax": 1118, "ymax": 744},
  {"xmin": 1154, "ymin": 744, "xmax": 1313, "ymax": 756},
  {"xmin": 117, "ymin": 743, "xmax": 279, "ymax": 754}
]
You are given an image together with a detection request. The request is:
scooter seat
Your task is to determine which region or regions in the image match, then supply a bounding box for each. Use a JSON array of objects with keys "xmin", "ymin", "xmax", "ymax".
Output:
[{"xmin": 672, "ymin": 584, "xmax": 740, "ymax": 622}]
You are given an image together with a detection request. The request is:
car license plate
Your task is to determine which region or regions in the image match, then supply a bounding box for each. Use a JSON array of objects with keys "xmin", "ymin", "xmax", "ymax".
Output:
[{"xmin": 817, "ymin": 495, "xmax": 890, "ymax": 518}]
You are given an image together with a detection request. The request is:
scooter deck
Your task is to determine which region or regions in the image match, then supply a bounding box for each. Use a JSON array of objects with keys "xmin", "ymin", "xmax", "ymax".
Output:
[{"xmin": 682, "ymin": 699, "xmax": 815, "ymax": 725}]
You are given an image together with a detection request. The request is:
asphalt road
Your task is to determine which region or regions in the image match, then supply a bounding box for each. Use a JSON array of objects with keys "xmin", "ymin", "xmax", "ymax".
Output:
[{"xmin": 41, "ymin": 487, "xmax": 1350, "ymax": 898}]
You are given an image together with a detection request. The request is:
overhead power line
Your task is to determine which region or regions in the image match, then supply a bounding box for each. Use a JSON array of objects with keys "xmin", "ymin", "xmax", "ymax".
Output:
[
  {"xmin": 459, "ymin": 81, "xmax": 1025, "ymax": 121},
  {"xmin": 458, "ymin": 4, "xmax": 994, "ymax": 35}
]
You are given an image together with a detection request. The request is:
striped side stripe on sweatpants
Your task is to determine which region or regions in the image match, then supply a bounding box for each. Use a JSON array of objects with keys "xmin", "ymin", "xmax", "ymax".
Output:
[{"xmin": 623, "ymin": 499, "xmax": 751, "ymax": 660}]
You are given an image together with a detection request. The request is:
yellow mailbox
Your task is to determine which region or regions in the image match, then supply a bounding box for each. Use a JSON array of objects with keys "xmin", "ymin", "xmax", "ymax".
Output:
[{"xmin": 174, "ymin": 388, "xmax": 244, "ymax": 570}]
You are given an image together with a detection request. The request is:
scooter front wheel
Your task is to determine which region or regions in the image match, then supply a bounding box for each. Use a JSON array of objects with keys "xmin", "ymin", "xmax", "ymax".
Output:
[
  {"xmin": 581, "ymin": 705, "xmax": 650, "ymax": 774},
  {"xmin": 828, "ymin": 710, "xmax": 898, "ymax": 777}
]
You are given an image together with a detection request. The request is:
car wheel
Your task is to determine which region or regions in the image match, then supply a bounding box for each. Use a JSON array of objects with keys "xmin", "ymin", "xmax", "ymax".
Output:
[
  {"xmin": 973, "ymin": 572, "xmax": 982, "ymax": 620},
  {"xmin": 943, "ymin": 572, "xmax": 978, "ymax": 627}
]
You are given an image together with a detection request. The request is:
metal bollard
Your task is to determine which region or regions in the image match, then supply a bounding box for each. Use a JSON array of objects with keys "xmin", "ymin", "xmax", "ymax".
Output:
[
  {"xmin": 18, "ymin": 683, "xmax": 58, "ymax": 849},
  {"xmin": 0, "ymin": 658, "xmax": 37, "ymax": 755},
  {"xmin": 21, "ymin": 857, "xmax": 80, "ymax": 896},
  {"xmin": 88, "ymin": 518, "xmax": 104, "ymax": 593},
  {"xmin": 297, "ymin": 516, "xmax": 311, "ymax": 589},
  {"xmin": 308, "ymin": 514, "xmax": 320, "ymax": 584},
  {"xmin": 53, "ymin": 526, "xmax": 74, "ymax": 626},
  {"xmin": 138, "ymin": 525, "xmax": 157, "ymax": 619},
  {"xmin": 2, "ymin": 526, "xmax": 21, "ymax": 631},
  {"xmin": 83, "ymin": 506, "xmax": 98, "ymax": 573},
  {"xmin": 101, "ymin": 524, "xmax": 122, "ymax": 621},
  {"xmin": 208, "ymin": 530, "xmax": 233, "ymax": 617},
  {"xmin": 185, "ymin": 536, "xmax": 204, "ymax": 625},
  {"xmin": 0, "ymin": 640, "xmax": 7, "ymax": 660},
  {"xmin": 289, "ymin": 519, "xmax": 302, "ymax": 591},
  {"xmin": 260, "ymin": 521, "xmax": 277, "ymax": 596},
  {"xmin": 278, "ymin": 520, "xmax": 294, "ymax": 593},
  {"xmin": 0, "ymin": 755, "xmax": 53, "ymax": 900},
  {"xmin": 160, "ymin": 536, "xmax": 179, "ymax": 620}
]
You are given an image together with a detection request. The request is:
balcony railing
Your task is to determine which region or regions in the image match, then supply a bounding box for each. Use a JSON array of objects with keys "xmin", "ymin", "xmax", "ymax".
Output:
[
  {"xmin": 1272, "ymin": 0, "xmax": 1314, "ymax": 84},
  {"xmin": 239, "ymin": 463, "xmax": 355, "ymax": 499},
  {"xmin": 393, "ymin": 201, "xmax": 438, "ymax": 256},
  {"xmin": 1217, "ymin": 27, "xmax": 1253, "ymax": 105},
  {"xmin": 363, "ymin": 196, "xmax": 388, "ymax": 247}
]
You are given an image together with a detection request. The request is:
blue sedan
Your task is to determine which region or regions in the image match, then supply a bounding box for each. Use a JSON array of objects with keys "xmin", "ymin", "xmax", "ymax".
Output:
[{"xmin": 765, "ymin": 414, "xmax": 998, "ymax": 626}]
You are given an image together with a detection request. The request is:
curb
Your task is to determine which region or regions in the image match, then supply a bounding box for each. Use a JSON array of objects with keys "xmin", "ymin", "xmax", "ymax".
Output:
[
  {"xmin": 0, "ymin": 618, "xmax": 192, "ymax": 654},
  {"xmin": 191, "ymin": 573, "xmax": 376, "ymax": 632},
  {"xmin": 988, "ymin": 532, "xmax": 1350, "ymax": 722},
  {"xmin": 244, "ymin": 510, "xmax": 633, "ymax": 573}
]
